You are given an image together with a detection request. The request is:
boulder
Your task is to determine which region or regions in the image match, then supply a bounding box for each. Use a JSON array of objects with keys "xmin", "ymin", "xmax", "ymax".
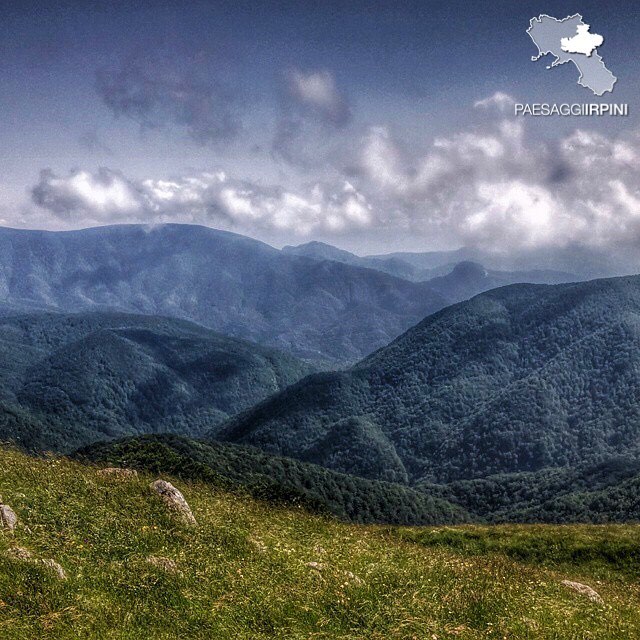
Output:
[
  {"xmin": 0, "ymin": 504, "xmax": 17, "ymax": 532},
  {"xmin": 6, "ymin": 547, "xmax": 32, "ymax": 560},
  {"xmin": 41, "ymin": 558, "xmax": 67, "ymax": 580},
  {"xmin": 147, "ymin": 556, "xmax": 182, "ymax": 575},
  {"xmin": 149, "ymin": 480, "xmax": 197, "ymax": 526},
  {"xmin": 561, "ymin": 580, "xmax": 604, "ymax": 604}
]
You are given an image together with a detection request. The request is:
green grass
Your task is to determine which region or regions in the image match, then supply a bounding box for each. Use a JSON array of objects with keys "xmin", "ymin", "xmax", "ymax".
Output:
[
  {"xmin": 1, "ymin": 447, "xmax": 640, "ymax": 639},
  {"xmin": 396, "ymin": 525, "xmax": 640, "ymax": 582}
]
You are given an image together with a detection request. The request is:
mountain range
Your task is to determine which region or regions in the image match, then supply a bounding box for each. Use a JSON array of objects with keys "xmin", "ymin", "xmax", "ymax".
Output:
[
  {"xmin": 283, "ymin": 240, "xmax": 579, "ymax": 283},
  {"xmin": 0, "ymin": 224, "xmax": 584, "ymax": 366},
  {"xmin": 214, "ymin": 275, "xmax": 640, "ymax": 484},
  {"xmin": 3, "ymin": 223, "xmax": 640, "ymax": 524}
]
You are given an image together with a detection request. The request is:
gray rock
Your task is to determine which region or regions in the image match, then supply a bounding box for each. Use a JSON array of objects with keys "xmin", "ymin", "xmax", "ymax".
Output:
[
  {"xmin": 41, "ymin": 558, "xmax": 67, "ymax": 580},
  {"xmin": 6, "ymin": 547, "xmax": 32, "ymax": 560},
  {"xmin": 146, "ymin": 556, "xmax": 182, "ymax": 575},
  {"xmin": 0, "ymin": 504, "xmax": 18, "ymax": 532},
  {"xmin": 6, "ymin": 548, "xmax": 67, "ymax": 580},
  {"xmin": 150, "ymin": 480, "xmax": 197, "ymax": 526},
  {"xmin": 561, "ymin": 579, "xmax": 604, "ymax": 604}
]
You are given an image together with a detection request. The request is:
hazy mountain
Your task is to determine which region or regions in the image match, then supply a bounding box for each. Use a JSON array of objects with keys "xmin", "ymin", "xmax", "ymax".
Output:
[
  {"xmin": 214, "ymin": 275, "xmax": 640, "ymax": 484},
  {"xmin": 425, "ymin": 261, "xmax": 576, "ymax": 300},
  {"xmin": 282, "ymin": 241, "xmax": 417, "ymax": 280},
  {"xmin": 367, "ymin": 245, "xmax": 636, "ymax": 281},
  {"xmin": 0, "ymin": 224, "xmax": 449, "ymax": 365},
  {"xmin": 0, "ymin": 311, "xmax": 313, "ymax": 451},
  {"xmin": 284, "ymin": 241, "xmax": 579, "ymax": 284}
]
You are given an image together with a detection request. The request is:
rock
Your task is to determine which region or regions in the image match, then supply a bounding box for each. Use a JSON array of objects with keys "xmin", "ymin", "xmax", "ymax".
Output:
[
  {"xmin": 149, "ymin": 480, "xmax": 197, "ymax": 526},
  {"xmin": 6, "ymin": 547, "xmax": 32, "ymax": 560},
  {"xmin": 147, "ymin": 556, "xmax": 182, "ymax": 575},
  {"xmin": 561, "ymin": 580, "xmax": 604, "ymax": 604},
  {"xmin": 97, "ymin": 467, "xmax": 138, "ymax": 479},
  {"xmin": 305, "ymin": 561, "xmax": 324, "ymax": 571},
  {"xmin": 41, "ymin": 558, "xmax": 67, "ymax": 580},
  {"xmin": 6, "ymin": 547, "xmax": 66, "ymax": 580},
  {"xmin": 342, "ymin": 570, "xmax": 364, "ymax": 585},
  {"xmin": 0, "ymin": 504, "xmax": 18, "ymax": 532}
]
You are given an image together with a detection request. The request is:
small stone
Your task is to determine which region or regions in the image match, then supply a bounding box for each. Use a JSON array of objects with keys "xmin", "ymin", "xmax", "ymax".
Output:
[
  {"xmin": 343, "ymin": 570, "xmax": 364, "ymax": 585},
  {"xmin": 41, "ymin": 558, "xmax": 67, "ymax": 580},
  {"xmin": 561, "ymin": 580, "xmax": 604, "ymax": 604},
  {"xmin": 305, "ymin": 561, "xmax": 324, "ymax": 571},
  {"xmin": 97, "ymin": 467, "xmax": 138, "ymax": 479},
  {"xmin": 0, "ymin": 505, "xmax": 17, "ymax": 532},
  {"xmin": 150, "ymin": 480, "xmax": 197, "ymax": 526},
  {"xmin": 146, "ymin": 556, "xmax": 182, "ymax": 575},
  {"xmin": 6, "ymin": 547, "xmax": 32, "ymax": 560}
]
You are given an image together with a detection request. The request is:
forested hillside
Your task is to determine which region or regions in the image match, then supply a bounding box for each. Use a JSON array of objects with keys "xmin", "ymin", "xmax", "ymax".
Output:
[
  {"xmin": 0, "ymin": 312, "xmax": 313, "ymax": 451},
  {"xmin": 418, "ymin": 457, "xmax": 640, "ymax": 523},
  {"xmin": 77, "ymin": 434, "xmax": 468, "ymax": 525},
  {"xmin": 215, "ymin": 276, "xmax": 640, "ymax": 483}
]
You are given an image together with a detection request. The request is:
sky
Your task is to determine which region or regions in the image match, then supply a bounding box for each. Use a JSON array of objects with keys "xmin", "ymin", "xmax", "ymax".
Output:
[{"xmin": 1, "ymin": 0, "xmax": 640, "ymax": 254}]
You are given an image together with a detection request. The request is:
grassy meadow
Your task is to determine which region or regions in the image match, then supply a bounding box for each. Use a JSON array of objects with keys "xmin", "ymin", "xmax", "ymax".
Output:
[{"xmin": 0, "ymin": 446, "xmax": 639, "ymax": 639}]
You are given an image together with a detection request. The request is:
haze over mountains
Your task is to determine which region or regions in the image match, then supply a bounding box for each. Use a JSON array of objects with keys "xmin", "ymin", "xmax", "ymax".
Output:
[
  {"xmin": 0, "ymin": 223, "xmax": 599, "ymax": 366},
  {"xmin": 283, "ymin": 240, "xmax": 580, "ymax": 283},
  {"xmin": 0, "ymin": 225, "xmax": 450, "ymax": 365},
  {"xmin": 0, "ymin": 222, "xmax": 640, "ymax": 522}
]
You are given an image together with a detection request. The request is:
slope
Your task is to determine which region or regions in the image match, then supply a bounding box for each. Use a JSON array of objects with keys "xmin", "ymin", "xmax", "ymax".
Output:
[
  {"xmin": 1, "ymin": 445, "xmax": 640, "ymax": 639},
  {"xmin": 214, "ymin": 275, "xmax": 640, "ymax": 483},
  {"xmin": 0, "ymin": 311, "xmax": 313, "ymax": 451}
]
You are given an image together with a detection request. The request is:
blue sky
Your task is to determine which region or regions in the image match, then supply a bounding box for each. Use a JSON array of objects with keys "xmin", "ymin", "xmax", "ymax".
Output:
[{"xmin": 2, "ymin": 0, "xmax": 639, "ymax": 253}]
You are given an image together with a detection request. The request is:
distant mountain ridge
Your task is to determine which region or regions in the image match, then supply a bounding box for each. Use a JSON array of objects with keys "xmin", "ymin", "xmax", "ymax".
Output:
[
  {"xmin": 0, "ymin": 224, "xmax": 450, "ymax": 365},
  {"xmin": 214, "ymin": 275, "xmax": 640, "ymax": 484},
  {"xmin": 283, "ymin": 241, "xmax": 578, "ymax": 284}
]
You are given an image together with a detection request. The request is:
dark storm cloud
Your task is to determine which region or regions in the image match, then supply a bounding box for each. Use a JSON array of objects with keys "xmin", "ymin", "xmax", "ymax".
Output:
[{"xmin": 96, "ymin": 49, "xmax": 242, "ymax": 145}]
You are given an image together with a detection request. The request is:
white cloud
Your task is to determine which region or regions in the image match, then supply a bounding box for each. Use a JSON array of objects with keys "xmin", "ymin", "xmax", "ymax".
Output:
[
  {"xmin": 27, "ymin": 96, "xmax": 640, "ymax": 254},
  {"xmin": 285, "ymin": 69, "xmax": 351, "ymax": 126},
  {"xmin": 31, "ymin": 168, "xmax": 371, "ymax": 236},
  {"xmin": 356, "ymin": 118, "xmax": 640, "ymax": 251},
  {"xmin": 473, "ymin": 92, "xmax": 516, "ymax": 113},
  {"xmin": 272, "ymin": 68, "xmax": 351, "ymax": 164}
]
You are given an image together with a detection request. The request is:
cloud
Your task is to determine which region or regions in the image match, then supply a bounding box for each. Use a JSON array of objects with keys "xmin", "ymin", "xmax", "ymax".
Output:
[
  {"xmin": 272, "ymin": 68, "xmax": 351, "ymax": 163},
  {"xmin": 96, "ymin": 49, "xmax": 241, "ymax": 145},
  {"xmin": 474, "ymin": 92, "xmax": 516, "ymax": 113},
  {"xmin": 31, "ymin": 168, "xmax": 371, "ymax": 235},
  {"xmin": 27, "ymin": 95, "xmax": 640, "ymax": 255},
  {"xmin": 357, "ymin": 118, "xmax": 640, "ymax": 251},
  {"xmin": 284, "ymin": 69, "xmax": 351, "ymax": 126}
]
